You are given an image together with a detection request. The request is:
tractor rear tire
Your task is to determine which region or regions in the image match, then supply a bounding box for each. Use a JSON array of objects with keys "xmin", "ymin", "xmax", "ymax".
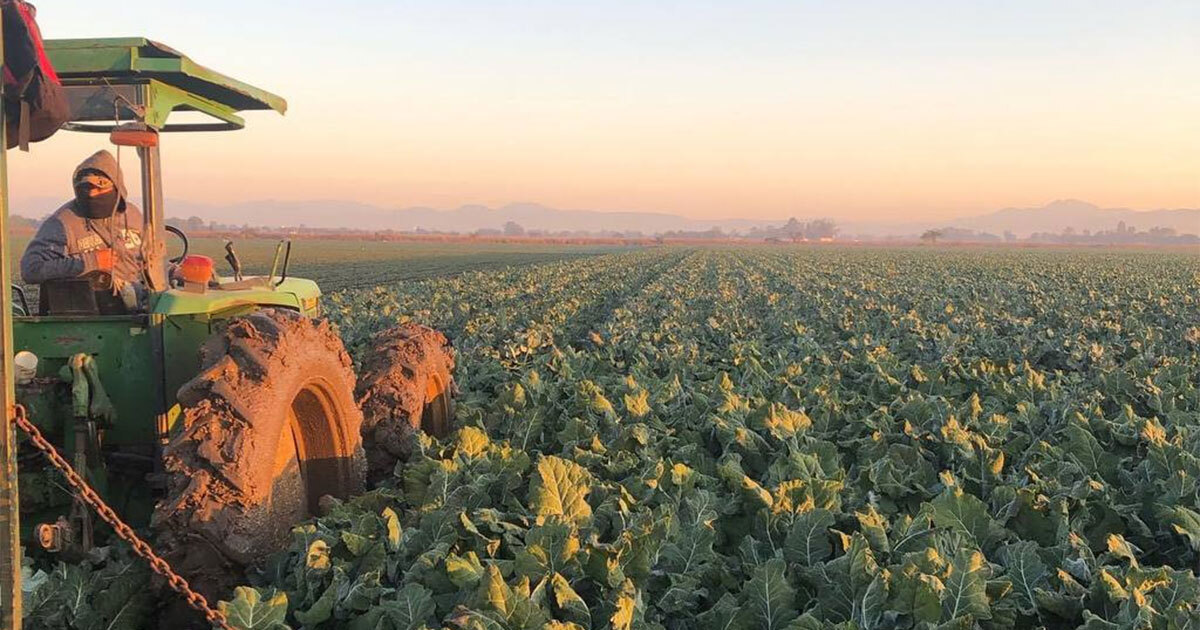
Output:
[
  {"xmin": 152, "ymin": 309, "xmax": 365, "ymax": 595},
  {"xmin": 356, "ymin": 323, "xmax": 456, "ymax": 483}
]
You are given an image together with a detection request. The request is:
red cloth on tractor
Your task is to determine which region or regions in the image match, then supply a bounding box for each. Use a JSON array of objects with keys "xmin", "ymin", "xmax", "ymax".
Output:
[{"xmin": 2, "ymin": 0, "xmax": 67, "ymax": 150}]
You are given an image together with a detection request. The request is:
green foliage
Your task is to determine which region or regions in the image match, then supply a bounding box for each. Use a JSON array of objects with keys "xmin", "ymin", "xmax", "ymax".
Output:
[
  {"xmin": 741, "ymin": 558, "xmax": 798, "ymax": 629},
  {"xmin": 220, "ymin": 587, "xmax": 291, "ymax": 630},
  {"xmin": 305, "ymin": 248, "xmax": 1200, "ymax": 628},
  {"xmin": 23, "ymin": 546, "xmax": 153, "ymax": 630},
  {"xmin": 34, "ymin": 247, "xmax": 1200, "ymax": 629},
  {"xmin": 528, "ymin": 456, "xmax": 593, "ymax": 527}
]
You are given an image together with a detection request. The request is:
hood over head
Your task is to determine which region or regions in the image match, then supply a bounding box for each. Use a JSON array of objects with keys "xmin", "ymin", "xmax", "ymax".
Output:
[{"xmin": 72, "ymin": 150, "xmax": 129, "ymax": 203}]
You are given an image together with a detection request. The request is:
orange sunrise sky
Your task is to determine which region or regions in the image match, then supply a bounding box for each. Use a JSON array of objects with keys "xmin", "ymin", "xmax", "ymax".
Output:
[{"xmin": 7, "ymin": 1, "xmax": 1198, "ymax": 222}]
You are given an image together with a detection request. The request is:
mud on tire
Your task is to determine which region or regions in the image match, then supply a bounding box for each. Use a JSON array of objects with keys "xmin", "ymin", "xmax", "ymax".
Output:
[
  {"xmin": 152, "ymin": 309, "xmax": 365, "ymax": 595},
  {"xmin": 356, "ymin": 322, "xmax": 456, "ymax": 483}
]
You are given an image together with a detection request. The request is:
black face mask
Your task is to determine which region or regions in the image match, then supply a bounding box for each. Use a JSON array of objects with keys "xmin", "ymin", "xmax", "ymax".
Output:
[{"xmin": 74, "ymin": 186, "xmax": 120, "ymax": 219}]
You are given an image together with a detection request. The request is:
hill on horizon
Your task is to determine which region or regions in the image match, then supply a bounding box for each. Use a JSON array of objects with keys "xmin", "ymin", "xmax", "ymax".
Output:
[
  {"xmin": 10, "ymin": 197, "xmax": 1198, "ymax": 238},
  {"xmin": 947, "ymin": 199, "xmax": 1199, "ymax": 237}
]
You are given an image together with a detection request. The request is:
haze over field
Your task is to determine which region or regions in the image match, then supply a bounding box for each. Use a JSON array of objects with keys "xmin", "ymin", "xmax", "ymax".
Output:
[
  {"xmin": 6, "ymin": 1, "xmax": 1197, "ymax": 228},
  {"xmin": 13, "ymin": 198, "xmax": 1198, "ymax": 239}
]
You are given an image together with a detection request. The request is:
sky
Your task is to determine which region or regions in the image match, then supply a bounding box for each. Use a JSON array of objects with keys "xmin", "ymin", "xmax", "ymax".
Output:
[{"xmin": 7, "ymin": 1, "xmax": 1199, "ymax": 223}]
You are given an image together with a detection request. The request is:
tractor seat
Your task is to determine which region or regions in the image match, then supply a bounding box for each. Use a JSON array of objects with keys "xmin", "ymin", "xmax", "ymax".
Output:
[{"xmin": 37, "ymin": 279, "xmax": 130, "ymax": 316}]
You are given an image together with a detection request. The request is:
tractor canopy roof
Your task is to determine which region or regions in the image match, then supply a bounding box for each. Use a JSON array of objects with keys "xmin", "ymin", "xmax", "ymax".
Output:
[{"xmin": 45, "ymin": 38, "xmax": 286, "ymax": 132}]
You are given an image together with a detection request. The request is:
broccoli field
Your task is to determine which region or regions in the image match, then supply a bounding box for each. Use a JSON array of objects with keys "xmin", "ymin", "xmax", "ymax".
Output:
[{"xmin": 26, "ymin": 246, "xmax": 1200, "ymax": 629}]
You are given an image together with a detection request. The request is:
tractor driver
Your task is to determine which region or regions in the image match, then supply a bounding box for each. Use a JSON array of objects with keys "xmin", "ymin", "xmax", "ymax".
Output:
[{"xmin": 20, "ymin": 150, "xmax": 146, "ymax": 313}]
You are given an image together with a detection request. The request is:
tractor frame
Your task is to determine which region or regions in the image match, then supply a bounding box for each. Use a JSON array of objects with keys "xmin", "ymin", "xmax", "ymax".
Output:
[{"xmin": 1, "ymin": 38, "xmax": 323, "ymax": 621}]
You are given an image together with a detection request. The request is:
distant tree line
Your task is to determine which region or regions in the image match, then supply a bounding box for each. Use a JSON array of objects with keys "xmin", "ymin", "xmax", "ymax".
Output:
[
  {"xmin": 748, "ymin": 218, "xmax": 839, "ymax": 241},
  {"xmin": 60, "ymin": 215, "xmax": 1198, "ymax": 246},
  {"xmin": 1025, "ymin": 221, "xmax": 1198, "ymax": 245},
  {"xmin": 475, "ymin": 217, "xmax": 841, "ymax": 241},
  {"xmin": 470, "ymin": 221, "xmax": 648, "ymax": 239},
  {"xmin": 920, "ymin": 227, "xmax": 1002, "ymax": 244},
  {"xmin": 916, "ymin": 222, "xmax": 1198, "ymax": 246},
  {"xmin": 8, "ymin": 215, "xmax": 39, "ymax": 232},
  {"xmin": 657, "ymin": 227, "xmax": 732, "ymax": 240}
]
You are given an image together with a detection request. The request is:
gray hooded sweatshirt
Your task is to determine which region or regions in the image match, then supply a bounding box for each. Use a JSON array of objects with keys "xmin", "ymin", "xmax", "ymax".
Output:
[{"xmin": 20, "ymin": 150, "xmax": 145, "ymax": 286}]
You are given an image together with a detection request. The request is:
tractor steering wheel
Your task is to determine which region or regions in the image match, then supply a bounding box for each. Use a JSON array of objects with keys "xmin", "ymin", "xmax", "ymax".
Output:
[{"xmin": 166, "ymin": 224, "xmax": 189, "ymax": 264}]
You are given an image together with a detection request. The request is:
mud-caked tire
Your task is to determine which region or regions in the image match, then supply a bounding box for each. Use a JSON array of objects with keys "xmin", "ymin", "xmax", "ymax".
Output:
[
  {"xmin": 356, "ymin": 323, "xmax": 456, "ymax": 482},
  {"xmin": 152, "ymin": 309, "xmax": 365, "ymax": 596}
]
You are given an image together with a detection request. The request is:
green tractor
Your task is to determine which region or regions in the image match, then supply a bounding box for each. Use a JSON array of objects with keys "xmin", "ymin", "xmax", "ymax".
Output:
[{"xmin": 11, "ymin": 38, "xmax": 455, "ymax": 593}]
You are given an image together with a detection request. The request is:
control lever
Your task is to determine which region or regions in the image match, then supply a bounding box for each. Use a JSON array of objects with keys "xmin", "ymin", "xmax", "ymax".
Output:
[{"xmin": 224, "ymin": 240, "xmax": 243, "ymax": 282}]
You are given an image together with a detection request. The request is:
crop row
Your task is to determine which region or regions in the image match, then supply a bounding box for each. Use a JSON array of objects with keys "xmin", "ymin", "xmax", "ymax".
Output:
[{"xmin": 259, "ymin": 247, "xmax": 1200, "ymax": 630}]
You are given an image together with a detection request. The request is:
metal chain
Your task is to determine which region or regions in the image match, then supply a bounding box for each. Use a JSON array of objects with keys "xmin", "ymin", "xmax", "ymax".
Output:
[{"xmin": 10, "ymin": 404, "xmax": 233, "ymax": 630}]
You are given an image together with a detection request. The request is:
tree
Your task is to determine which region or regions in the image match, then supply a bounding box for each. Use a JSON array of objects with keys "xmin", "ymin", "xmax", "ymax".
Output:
[
  {"xmin": 920, "ymin": 229, "xmax": 943, "ymax": 244},
  {"xmin": 10, "ymin": 214, "xmax": 39, "ymax": 230},
  {"xmin": 782, "ymin": 218, "xmax": 804, "ymax": 240},
  {"xmin": 503, "ymin": 221, "xmax": 526, "ymax": 236},
  {"xmin": 806, "ymin": 219, "xmax": 838, "ymax": 240}
]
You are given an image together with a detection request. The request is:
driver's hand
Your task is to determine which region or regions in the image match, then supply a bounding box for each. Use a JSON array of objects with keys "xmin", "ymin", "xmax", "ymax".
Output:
[{"xmin": 93, "ymin": 248, "xmax": 115, "ymax": 272}]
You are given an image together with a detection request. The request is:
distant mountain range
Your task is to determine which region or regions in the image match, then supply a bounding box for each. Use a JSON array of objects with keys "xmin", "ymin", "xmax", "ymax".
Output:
[
  {"xmin": 12, "ymin": 197, "xmax": 1198, "ymax": 238},
  {"xmin": 184, "ymin": 200, "xmax": 778, "ymax": 234},
  {"xmin": 13, "ymin": 198, "xmax": 778, "ymax": 234},
  {"xmin": 852, "ymin": 199, "xmax": 1199, "ymax": 238}
]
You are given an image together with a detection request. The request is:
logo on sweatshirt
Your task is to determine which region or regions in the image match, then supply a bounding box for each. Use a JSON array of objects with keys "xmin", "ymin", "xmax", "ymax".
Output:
[
  {"xmin": 76, "ymin": 234, "xmax": 105, "ymax": 252},
  {"xmin": 120, "ymin": 229, "xmax": 142, "ymax": 250}
]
